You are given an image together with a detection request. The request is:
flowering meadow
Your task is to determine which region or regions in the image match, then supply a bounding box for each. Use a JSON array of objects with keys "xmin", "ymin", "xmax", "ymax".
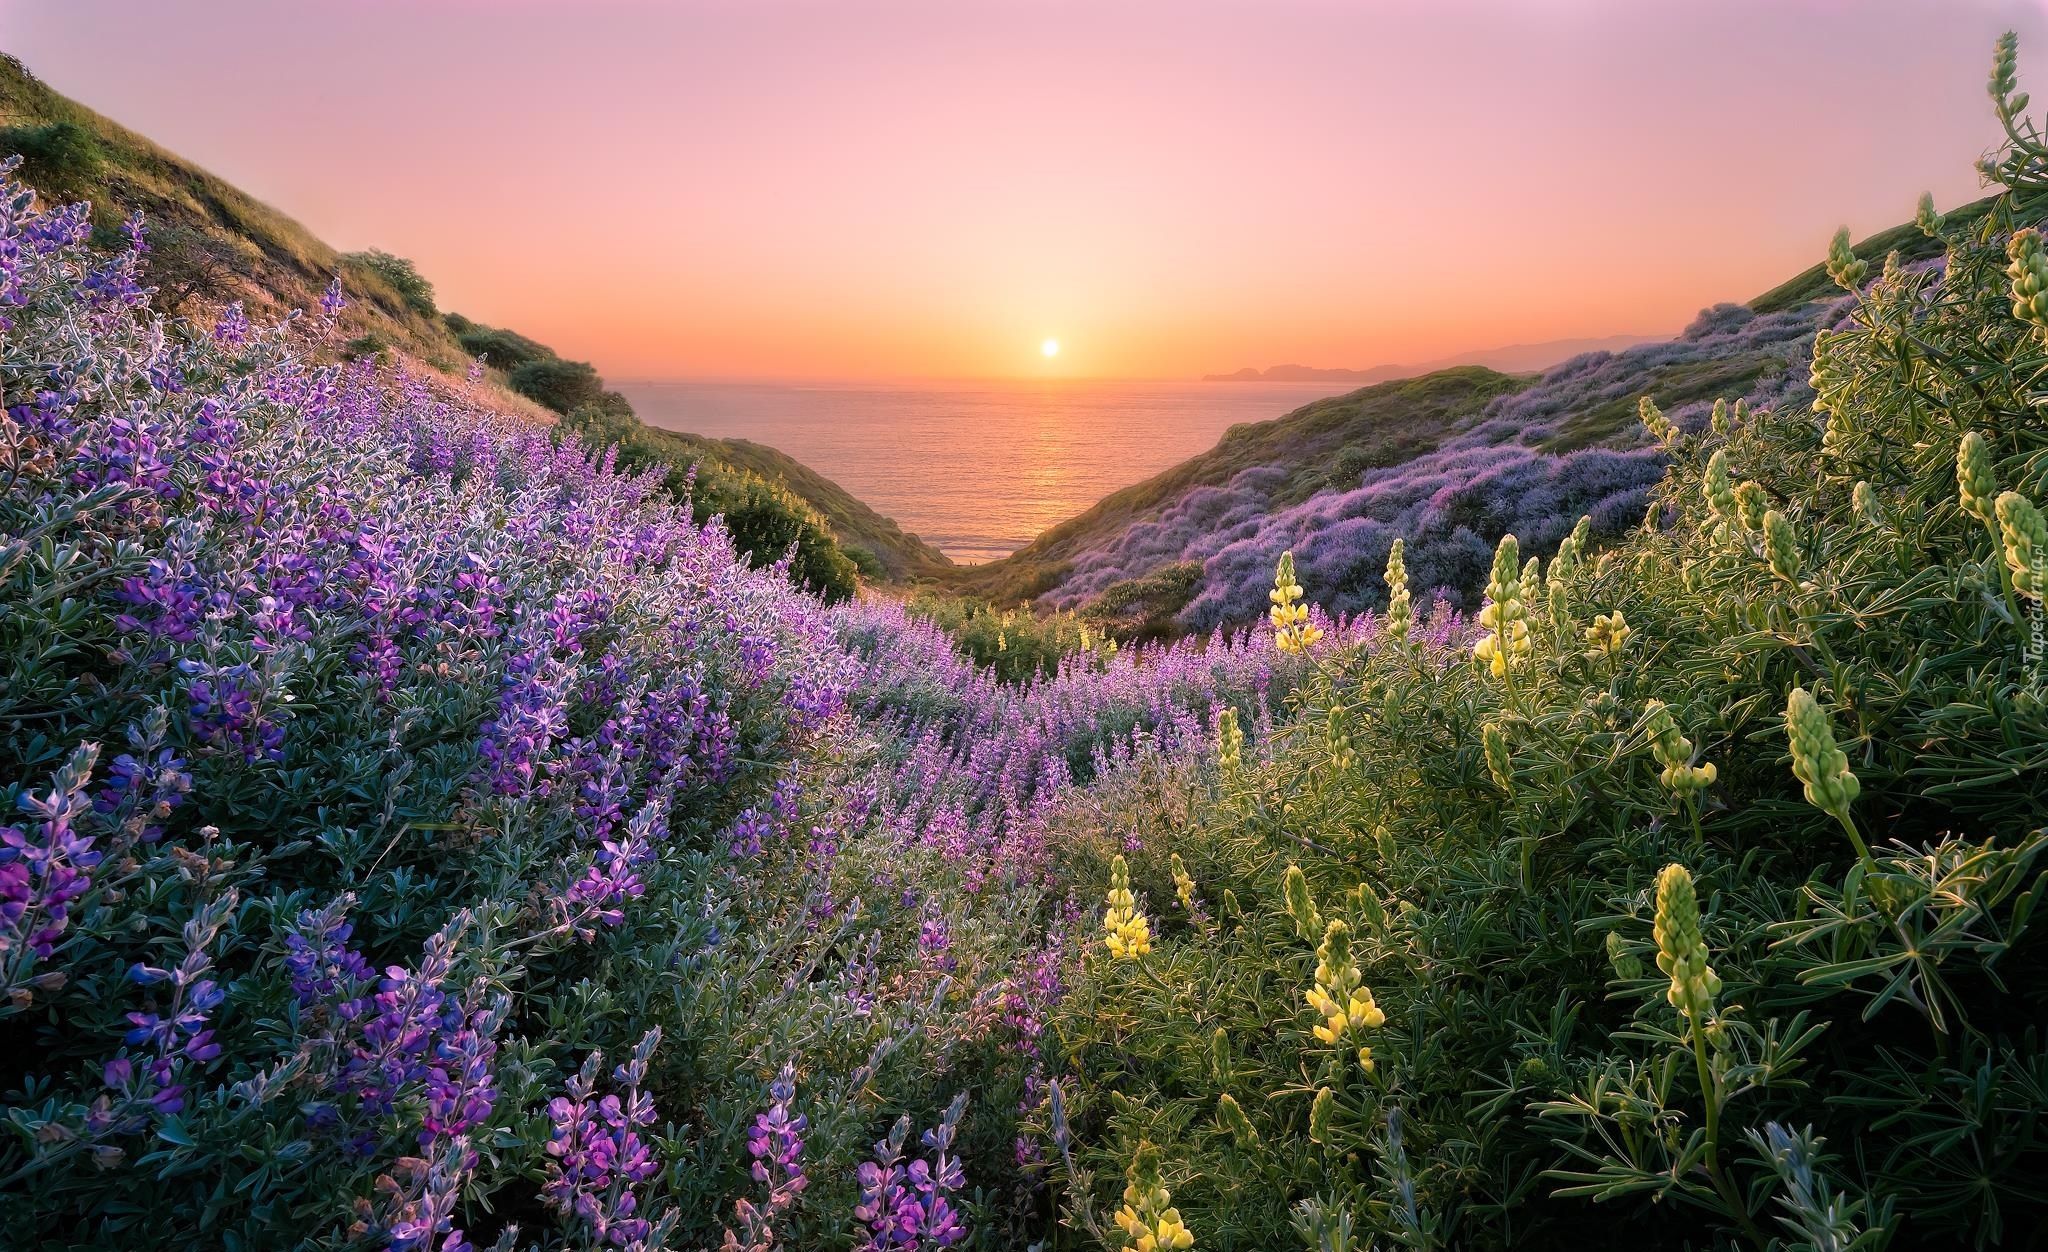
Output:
[
  {"xmin": 8, "ymin": 30, "xmax": 2048, "ymax": 1252},
  {"xmin": 1033, "ymin": 286, "xmax": 1844, "ymax": 638}
]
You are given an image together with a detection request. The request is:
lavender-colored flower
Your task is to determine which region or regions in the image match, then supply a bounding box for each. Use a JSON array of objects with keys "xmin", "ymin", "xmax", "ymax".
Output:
[
  {"xmin": 853, "ymin": 1093, "xmax": 971, "ymax": 1251},
  {"xmin": 542, "ymin": 1028, "xmax": 664, "ymax": 1247},
  {"xmin": 1, "ymin": 743, "xmax": 103, "ymax": 993}
]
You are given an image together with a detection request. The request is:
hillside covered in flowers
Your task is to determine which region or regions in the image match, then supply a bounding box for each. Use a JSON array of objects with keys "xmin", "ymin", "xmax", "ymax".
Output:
[{"xmin": 5, "ymin": 30, "xmax": 2048, "ymax": 1252}]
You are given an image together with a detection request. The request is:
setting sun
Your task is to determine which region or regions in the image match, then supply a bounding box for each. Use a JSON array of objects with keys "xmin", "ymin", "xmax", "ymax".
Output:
[{"xmin": 1041, "ymin": 338, "xmax": 1060, "ymax": 358}]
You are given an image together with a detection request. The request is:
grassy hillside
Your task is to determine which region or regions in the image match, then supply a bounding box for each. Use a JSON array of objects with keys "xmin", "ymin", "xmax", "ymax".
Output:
[
  {"xmin": 0, "ymin": 52, "xmax": 941, "ymax": 589},
  {"xmin": 951, "ymin": 246, "xmax": 1890, "ymax": 635},
  {"xmin": 668, "ymin": 432, "xmax": 950, "ymax": 579},
  {"xmin": 951, "ymin": 295, "xmax": 1825, "ymax": 636},
  {"xmin": 0, "ymin": 53, "xmax": 487, "ymax": 377},
  {"xmin": 951, "ymin": 367, "xmax": 1524, "ymax": 604}
]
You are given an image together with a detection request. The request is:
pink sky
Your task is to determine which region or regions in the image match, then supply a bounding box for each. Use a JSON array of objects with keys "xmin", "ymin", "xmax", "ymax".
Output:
[{"xmin": 7, "ymin": 0, "xmax": 2040, "ymax": 379}]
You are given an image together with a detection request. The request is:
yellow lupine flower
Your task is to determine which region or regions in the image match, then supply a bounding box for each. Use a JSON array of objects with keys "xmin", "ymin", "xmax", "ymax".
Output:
[
  {"xmin": 1383, "ymin": 538, "xmax": 1412, "ymax": 644},
  {"xmin": 1102, "ymin": 854, "xmax": 1152, "ymax": 960},
  {"xmin": 1116, "ymin": 1143, "xmax": 1195, "ymax": 1251},
  {"xmin": 1472, "ymin": 534, "xmax": 1531, "ymax": 676},
  {"xmin": 1585, "ymin": 610, "xmax": 1632, "ymax": 656},
  {"xmin": 1653, "ymin": 863, "xmax": 1720, "ymax": 1025},
  {"xmin": 1304, "ymin": 920, "xmax": 1385, "ymax": 1046},
  {"xmin": 1269, "ymin": 550, "xmax": 1324, "ymax": 653},
  {"xmin": 1170, "ymin": 853, "xmax": 1198, "ymax": 913}
]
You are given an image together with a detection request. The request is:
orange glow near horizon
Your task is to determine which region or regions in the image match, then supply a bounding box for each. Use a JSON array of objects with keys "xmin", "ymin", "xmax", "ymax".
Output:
[{"xmin": 8, "ymin": 0, "xmax": 2042, "ymax": 381}]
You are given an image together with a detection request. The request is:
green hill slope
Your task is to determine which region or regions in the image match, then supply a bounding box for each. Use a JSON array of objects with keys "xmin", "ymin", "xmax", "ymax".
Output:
[{"xmin": 0, "ymin": 52, "xmax": 945, "ymax": 586}]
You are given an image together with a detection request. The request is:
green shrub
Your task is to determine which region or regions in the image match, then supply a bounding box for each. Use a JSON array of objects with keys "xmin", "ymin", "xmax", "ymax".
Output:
[
  {"xmin": 0, "ymin": 120, "xmax": 102, "ymax": 199},
  {"xmin": 455, "ymin": 321, "xmax": 556, "ymax": 371},
  {"xmin": 1036, "ymin": 37, "xmax": 2048, "ymax": 1249},
  {"xmin": 339, "ymin": 247, "xmax": 436, "ymax": 316},
  {"xmin": 558, "ymin": 402, "xmax": 860, "ymax": 602},
  {"xmin": 906, "ymin": 591, "xmax": 1110, "ymax": 682},
  {"xmin": 509, "ymin": 356, "xmax": 606, "ymax": 414}
]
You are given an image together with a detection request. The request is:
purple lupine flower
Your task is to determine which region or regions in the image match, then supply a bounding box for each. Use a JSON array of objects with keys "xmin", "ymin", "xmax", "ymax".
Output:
[
  {"xmin": 853, "ymin": 1093, "xmax": 971, "ymax": 1251},
  {"xmin": 340, "ymin": 924, "xmax": 466, "ymax": 1117},
  {"xmin": 542, "ymin": 1028, "xmax": 663, "ymax": 1247},
  {"xmin": 727, "ymin": 807, "xmax": 772, "ymax": 858},
  {"xmin": 213, "ymin": 301, "xmax": 250, "ymax": 346},
  {"xmin": 563, "ymin": 798, "xmax": 664, "ymax": 936},
  {"xmin": 1, "ymin": 742, "xmax": 103, "ymax": 993},
  {"xmin": 93, "ymin": 709, "xmax": 191, "ymax": 847},
  {"xmin": 723, "ymin": 1062, "xmax": 808, "ymax": 1252},
  {"xmin": 93, "ymin": 889, "xmax": 237, "ymax": 1130},
  {"xmin": 282, "ymin": 895, "xmax": 375, "ymax": 1007}
]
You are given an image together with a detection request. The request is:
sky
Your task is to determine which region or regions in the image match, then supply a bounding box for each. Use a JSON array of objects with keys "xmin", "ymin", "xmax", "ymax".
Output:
[{"xmin": 5, "ymin": 0, "xmax": 2043, "ymax": 380}]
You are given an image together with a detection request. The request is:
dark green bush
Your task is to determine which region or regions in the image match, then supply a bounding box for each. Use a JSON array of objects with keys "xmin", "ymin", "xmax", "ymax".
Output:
[
  {"xmin": 339, "ymin": 247, "xmax": 436, "ymax": 316},
  {"xmin": 0, "ymin": 120, "xmax": 102, "ymax": 199},
  {"xmin": 457, "ymin": 323, "xmax": 556, "ymax": 371},
  {"xmin": 509, "ymin": 357, "xmax": 605, "ymax": 414}
]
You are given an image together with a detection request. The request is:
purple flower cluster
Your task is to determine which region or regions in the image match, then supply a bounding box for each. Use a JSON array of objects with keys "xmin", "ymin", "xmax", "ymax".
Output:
[
  {"xmin": 543, "ymin": 1029, "xmax": 663, "ymax": 1248},
  {"xmin": 722, "ymin": 1062, "xmax": 809, "ymax": 1252},
  {"xmin": 94, "ymin": 890, "xmax": 236, "ymax": 1132},
  {"xmin": 852, "ymin": 1094, "xmax": 970, "ymax": 1251},
  {"xmin": 0, "ymin": 743, "xmax": 103, "ymax": 994},
  {"xmin": 1025, "ymin": 299, "xmax": 1840, "ymax": 630}
]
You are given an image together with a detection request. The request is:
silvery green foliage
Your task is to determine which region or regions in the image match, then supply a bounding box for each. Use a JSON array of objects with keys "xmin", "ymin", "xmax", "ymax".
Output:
[{"xmin": 1046, "ymin": 300, "xmax": 1838, "ymax": 633}]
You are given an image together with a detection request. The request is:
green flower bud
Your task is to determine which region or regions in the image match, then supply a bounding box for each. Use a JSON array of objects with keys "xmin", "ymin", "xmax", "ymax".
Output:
[
  {"xmin": 1308, "ymin": 1086, "xmax": 1336, "ymax": 1144},
  {"xmin": 1216, "ymin": 1093, "xmax": 1258, "ymax": 1146},
  {"xmin": 1211, "ymin": 1026, "xmax": 1232, "ymax": 1082},
  {"xmin": 1482, "ymin": 722, "xmax": 1512, "ymax": 795},
  {"xmin": 2008, "ymin": 229, "xmax": 2048, "ymax": 334},
  {"xmin": 1643, "ymin": 700, "xmax": 1716, "ymax": 797},
  {"xmin": 1217, "ymin": 706, "xmax": 1243, "ymax": 775},
  {"xmin": 1915, "ymin": 191, "xmax": 1942, "ymax": 238},
  {"xmin": 1852, "ymin": 480, "xmax": 1882, "ymax": 528},
  {"xmin": 1383, "ymin": 537, "xmax": 1412, "ymax": 643},
  {"xmin": 1653, "ymin": 863, "xmax": 1720, "ymax": 1024},
  {"xmin": 1998, "ymin": 490, "xmax": 2048, "ymax": 600},
  {"xmin": 1809, "ymin": 329, "xmax": 1849, "ymax": 416},
  {"xmin": 1993, "ymin": 31, "xmax": 2022, "ymax": 113},
  {"xmin": 1605, "ymin": 930, "xmax": 1644, "ymax": 982},
  {"xmin": 1702, "ymin": 450, "xmax": 1737, "ymax": 537},
  {"xmin": 1735, "ymin": 482, "xmax": 1767, "ymax": 532},
  {"xmin": 1283, "ymin": 863, "xmax": 1322, "ymax": 940},
  {"xmin": 1639, "ymin": 395, "xmax": 1675, "ymax": 445},
  {"xmin": 1709, "ymin": 397, "xmax": 1730, "ymax": 436},
  {"xmin": 1826, "ymin": 226, "xmax": 1868, "ymax": 291},
  {"xmin": 1764, "ymin": 509, "xmax": 1800, "ymax": 582},
  {"xmin": 1958, "ymin": 432, "xmax": 2000, "ymax": 526},
  {"xmin": 1325, "ymin": 705, "xmax": 1355, "ymax": 772},
  {"xmin": 1785, "ymin": 687, "xmax": 1861, "ymax": 825}
]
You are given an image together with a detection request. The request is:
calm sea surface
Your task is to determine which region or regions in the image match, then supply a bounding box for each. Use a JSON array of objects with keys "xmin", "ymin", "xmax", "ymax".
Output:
[{"xmin": 618, "ymin": 379, "xmax": 1339, "ymax": 563}]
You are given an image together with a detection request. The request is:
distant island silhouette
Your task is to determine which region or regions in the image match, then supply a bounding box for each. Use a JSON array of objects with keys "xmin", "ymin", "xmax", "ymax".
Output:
[{"xmin": 1203, "ymin": 333, "xmax": 1662, "ymax": 383}]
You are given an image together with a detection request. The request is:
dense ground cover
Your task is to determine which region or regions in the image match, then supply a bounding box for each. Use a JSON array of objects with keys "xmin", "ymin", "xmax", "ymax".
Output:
[
  {"xmin": 7, "ymin": 30, "xmax": 2048, "ymax": 1252},
  {"xmin": 1028, "ymin": 44, "xmax": 2048, "ymax": 1250},
  {"xmin": 0, "ymin": 175, "xmax": 1365, "ymax": 1247}
]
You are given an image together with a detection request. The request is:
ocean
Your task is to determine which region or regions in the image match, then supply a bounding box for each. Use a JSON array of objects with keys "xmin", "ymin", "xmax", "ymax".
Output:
[{"xmin": 617, "ymin": 378, "xmax": 1341, "ymax": 563}]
